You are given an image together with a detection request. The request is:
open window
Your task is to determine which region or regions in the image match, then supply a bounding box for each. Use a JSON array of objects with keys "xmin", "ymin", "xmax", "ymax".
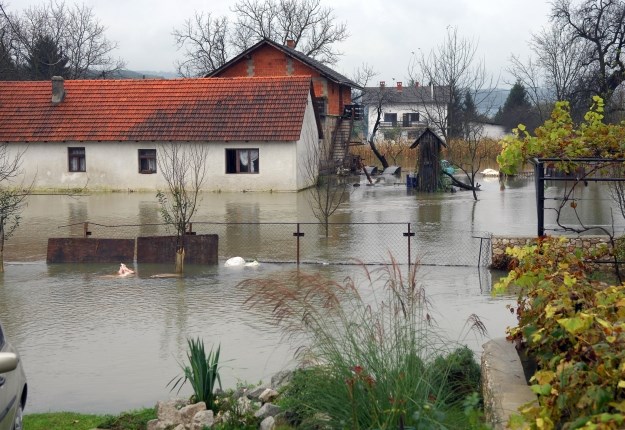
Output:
[
  {"xmin": 225, "ymin": 149, "xmax": 259, "ymax": 174},
  {"xmin": 138, "ymin": 149, "xmax": 157, "ymax": 174},
  {"xmin": 68, "ymin": 147, "xmax": 86, "ymax": 172}
]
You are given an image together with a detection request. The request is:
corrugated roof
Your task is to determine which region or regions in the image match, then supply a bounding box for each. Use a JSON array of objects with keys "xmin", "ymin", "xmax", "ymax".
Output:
[
  {"xmin": 208, "ymin": 38, "xmax": 361, "ymax": 89},
  {"xmin": 0, "ymin": 76, "xmax": 313, "ymax": 142}
]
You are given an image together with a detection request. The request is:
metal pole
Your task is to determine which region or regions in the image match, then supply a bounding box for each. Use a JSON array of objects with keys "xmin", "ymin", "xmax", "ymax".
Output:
[
  {"xmin": 293, "ymin": 223, "xmax": 304, "ymax": 266},
  {"xmin": 535, "ymin": 161, "xmax": 545, "ymax": 237},
  {"xmin": 403, "ymin": 223, "xmax": 415, "ymax": 266}
]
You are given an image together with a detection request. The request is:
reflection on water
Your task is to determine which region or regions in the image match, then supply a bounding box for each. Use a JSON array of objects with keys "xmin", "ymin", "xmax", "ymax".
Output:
[{"xmin": 0, "ymin": 176, "xmax": 620, "ymax": 414}]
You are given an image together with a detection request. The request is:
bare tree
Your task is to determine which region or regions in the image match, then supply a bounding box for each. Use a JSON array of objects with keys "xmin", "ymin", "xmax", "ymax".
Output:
[
  {"xmin": 0, "ymin": 0, "xmax": 124, "ymax": 79},
  {"xmin": 551, "ymin": 0, "xmax": 625, "ymax": 112},
  {"xmin": 362, "ymin": 85, "xmax": 398, "ymax": 170},
  {"xmin": 173, "ymin": 0, "xmax": 348, "ymax": 76},
  {"xmin": 173, "ymin": 12, "xmax": 229, "ymax": 78},
  {"xmin": 408, "ymin": 27, "xmax": 493, "ymax": 142},
  {"xmin": 156, "ymin": 142, "xmax": 208, "ymax": 274},
  {"xmin": 508, "ymin": 25, "xmax": 589, "ymax": 121},
  {"xmin": 302, "ymin": 137, "xmax": 350, "ymax": 237},
  {"xmin": 0, "ymin": 143, "xmax": 30, "ymax": 272}
]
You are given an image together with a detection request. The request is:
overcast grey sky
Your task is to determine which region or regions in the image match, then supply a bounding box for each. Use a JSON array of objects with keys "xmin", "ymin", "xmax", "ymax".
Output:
[{"xmin": 14, "ymin": 0, "xmax": 553, "ymax": 87}]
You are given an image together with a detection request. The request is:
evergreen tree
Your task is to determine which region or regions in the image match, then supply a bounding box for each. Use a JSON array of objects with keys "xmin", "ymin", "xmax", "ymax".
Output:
[
  {"xmin": 495, "ymin": 81, "xmax": 536, "ymax": 131},
  {"xmin": 25, "ymin": 34, "xmax": 69, "ymax": 80}
]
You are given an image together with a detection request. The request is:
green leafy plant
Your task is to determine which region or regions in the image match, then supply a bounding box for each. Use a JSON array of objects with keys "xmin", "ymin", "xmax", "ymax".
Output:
[
  {"xmin": 495, "ymin": 237, "xmax": 625, "ymax": 429},
  {"xmin": 211, "ymin": 389, "xmax": 258, "ymax": 430},
  {"xmin": 244, "ymin": 258, "xmax": 487, "ymax": 429},
  {"xmin": 168, "ymin": 337, "xmax": 222, "ymax": 410}
]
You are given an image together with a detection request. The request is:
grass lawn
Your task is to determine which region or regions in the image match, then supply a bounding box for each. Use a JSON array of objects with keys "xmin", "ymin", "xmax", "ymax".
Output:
[{"xmin": 23, "ymin": 408, "xmax": 156, "ymax": 430}]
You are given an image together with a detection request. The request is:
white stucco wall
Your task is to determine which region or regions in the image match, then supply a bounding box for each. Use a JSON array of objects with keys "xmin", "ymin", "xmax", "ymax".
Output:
[
  {"xmin": 5, "ymin": 93, "xmax": 321, "ymax": 192},
  {"xmin": 296, "ymin": 93, "xmax": 322, "ymax": 190}
]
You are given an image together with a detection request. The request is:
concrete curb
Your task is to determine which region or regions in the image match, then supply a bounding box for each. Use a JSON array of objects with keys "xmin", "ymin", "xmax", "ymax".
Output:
[{"xmin": 482, "ymin": 338, "xmax": 537, "ymax": 429}]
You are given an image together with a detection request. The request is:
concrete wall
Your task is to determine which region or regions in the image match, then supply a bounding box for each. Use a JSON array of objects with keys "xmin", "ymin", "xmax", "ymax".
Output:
[
  {"xmin": 47, "ymin": 235, "xmax": 219, "ymax": 264},
  {"xmin": 47, "ymin": 238, "xmax": 135, "ymax": 263},
  {"xmin": 8, "ymin": 96, "xmax": 320, "ymax": 192}
]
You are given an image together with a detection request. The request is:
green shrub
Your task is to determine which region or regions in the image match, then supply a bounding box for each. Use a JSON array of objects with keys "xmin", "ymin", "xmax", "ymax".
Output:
[
  {"xmin": 496, "ymin": 236, "xmax": 625, "ymax": 429},
  {"xmin": 244, "ymin": 259, "xmax": 486, "ymax": 429},
  {"xmin": 168, "ymin": 338, "xmax": 221, "ymax": 410}
]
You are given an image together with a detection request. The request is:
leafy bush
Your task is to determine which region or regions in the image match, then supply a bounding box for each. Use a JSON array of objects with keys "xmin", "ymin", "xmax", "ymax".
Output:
[
  {"xmin": 496, "ymin": 236, "xmax": 625, "ymax": 429},
  {"xmin": 168, "ymin": 337, "xmax": 221, "ymax": 410},
  {"xmin": 244, "ymin": 258, "xmax": 486, "ymax": 429}
]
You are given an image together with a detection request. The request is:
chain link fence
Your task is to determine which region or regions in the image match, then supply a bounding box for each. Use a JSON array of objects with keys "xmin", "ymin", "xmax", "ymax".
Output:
[{"xmin": 55, "ymin": 221, "xmax": 492, "ymax": 267}]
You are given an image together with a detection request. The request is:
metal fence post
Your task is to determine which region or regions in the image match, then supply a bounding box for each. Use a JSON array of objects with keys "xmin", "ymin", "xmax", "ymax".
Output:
[
  {"xmin": 293, "ymin": 223, "xmax": 304, "ymax": 265},
  {"xmin": 403, "ymin": 223, "xmax": 415, "ymax": 266}
]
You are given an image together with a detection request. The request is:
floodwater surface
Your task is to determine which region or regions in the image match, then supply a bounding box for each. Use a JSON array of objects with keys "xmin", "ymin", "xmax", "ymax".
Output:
[{"xmin": 0, "ymin": 174, "xmax": 619, "ymax": 413}]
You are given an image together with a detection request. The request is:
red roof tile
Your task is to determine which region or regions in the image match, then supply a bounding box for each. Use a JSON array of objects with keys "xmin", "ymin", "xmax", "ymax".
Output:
[{"xmin": 0, "ymin": 76, "xmax": 313, "ymax": 142}]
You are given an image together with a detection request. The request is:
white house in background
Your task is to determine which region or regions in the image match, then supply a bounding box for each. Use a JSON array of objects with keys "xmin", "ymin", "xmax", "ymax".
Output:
[
  {"xmin": 360, "ymin": 81, "xmax": 450, "ymax": 141},
  {"xmin": 0, "ymin": 76, "xmax": 321, "ymax": 192}
]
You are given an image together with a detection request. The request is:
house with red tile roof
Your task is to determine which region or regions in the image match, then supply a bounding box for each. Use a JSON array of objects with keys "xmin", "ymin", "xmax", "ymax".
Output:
[
  {"xmin": 0, "ymin": 75, "xmax": 321, "ymax": 191},
  {"xmin": 208, "ymin": 38, "xmax": 363, "ymax": 170}
]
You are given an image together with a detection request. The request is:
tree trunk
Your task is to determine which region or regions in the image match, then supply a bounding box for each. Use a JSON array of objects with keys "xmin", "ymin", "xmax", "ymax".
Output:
[
  {"xmin": 368, "ymin": 140, "xmax": 389, "ymax": 170},
  {"xmin": 175, "ymin": 247, "xmax": 185, "ymax": 274}
]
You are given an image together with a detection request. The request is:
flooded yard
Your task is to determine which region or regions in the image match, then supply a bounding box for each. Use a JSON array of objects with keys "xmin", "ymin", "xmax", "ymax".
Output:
[{"xmin": 0, "ymin": 174, "xmax": 619, "ymax": 413}]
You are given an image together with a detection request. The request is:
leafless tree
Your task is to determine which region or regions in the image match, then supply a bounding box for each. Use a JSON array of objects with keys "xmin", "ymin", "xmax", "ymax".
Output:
[
  {"xmin": 156, "ymin": 142, "xmax": 209, "ymax": 274},
  {"xmin": 0, "ymin": 143, "xmax": 30, "ymax": 272},
  {"xmin": 173, "ymin": 0, "xmax": 348, "ymax": 76},
  {"xmin": 551, "ymin": 0, "xmax": 625, "ymax": 112},
  {"xmin": 508, "ymin": 25, "xmax": 589, "ymax": 121},
  {"xmin": 0, "ymin": 0, "xmax": 124, "ymax": 79},
  {"xmin": 173, "ymin": 12, "xmax": 229, "ymax": 78},
  {"xmin": 362, "ymin": 85, "xmax": 399, "ymax": 170},
  {"xmin": 408, "ymin": 26, "xmax": 494, "ymax": 142},
  {"xmin": 302, "ymin": 138, "xmax": 350, "ymax": 237}
]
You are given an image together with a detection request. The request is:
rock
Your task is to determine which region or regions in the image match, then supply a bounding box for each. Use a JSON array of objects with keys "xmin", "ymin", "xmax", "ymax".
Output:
[
  {"xmin": 155, "ymin": 399, "xmax": 184, "ymax": 426},
  {"xmin": 192, "ymin": 410, "xmax": 215, "ymax": 430},
  {"xmin": 179, "ymin": 402, "xmax": 206, "ymax": 426},
  {"xmin": 237, "ymin": 396, "xmax": 254, "ymax": 415},
  {"xmin": 260, "ymin": 416, "xmax": 275, "ymax": 430},
  {"xmin": 259, "ymin": 388, "xmax": 279, "ymax": 403},
  {"xmin": 147, "ymin": 419, "xmax": 166, "ymax": 430},
  {"xmin": 173, "ymin": 425, "xmax": 185, "ymax": 430},
  {"xmin": 246, "ymin": 385, "xmax": 269, "ymax": 401},
  {"xmin": 270, "ymin": 370, "xmax": 293, "ymax": 389},
  {"xmin": 254, "ymin": 403, "xmax": 282, "ymax": 419}
]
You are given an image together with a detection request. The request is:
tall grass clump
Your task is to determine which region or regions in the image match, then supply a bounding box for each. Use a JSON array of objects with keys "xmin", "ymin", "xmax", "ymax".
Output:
[
  {"xmin": 243, "ymin": 257, "xmax": 487, "ymax": 429},
  {"xmin": 168, "ymin": 337, "xmax": 221, "ymax": 410}
]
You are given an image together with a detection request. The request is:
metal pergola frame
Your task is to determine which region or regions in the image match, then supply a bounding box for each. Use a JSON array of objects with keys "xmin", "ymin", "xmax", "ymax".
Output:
[{"xmin": 532, "ymin": 157, "xmax": 625, "ymax": 236}]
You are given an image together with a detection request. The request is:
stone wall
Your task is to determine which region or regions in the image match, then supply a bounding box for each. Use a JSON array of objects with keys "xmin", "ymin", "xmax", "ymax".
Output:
[{"xmin": 491, "ymin": 235, "xmax": 612, "ymax": 271}]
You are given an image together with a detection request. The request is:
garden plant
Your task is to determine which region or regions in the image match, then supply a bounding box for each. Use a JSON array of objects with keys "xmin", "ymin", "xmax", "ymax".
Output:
[
  {"xmin": 243, "ymin": 258, "xmax": 488, "ymax": 429},
  {"xmin": 168, "ymin": 337, "xmax": 222, "ymax": 410}
]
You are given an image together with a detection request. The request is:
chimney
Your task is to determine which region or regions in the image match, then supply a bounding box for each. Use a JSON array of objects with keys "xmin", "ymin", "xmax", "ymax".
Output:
[
  {"xmin": 286, "ymin": 39, "xmax": 295, "ymax": 48},
  {"xmin": 397, "ymin": 81, "xmax": 403, "ymax": 91},
  {"xmin": 380, "ymin": 81, "xmax": 385, "ymax": 88},
  {"xmin": 415, "ymin": 81, "xmax": 420, "ymax": 87},
  {"xmin": 51, "ymin": 76, "xmax": 65, "ymax": 104}
]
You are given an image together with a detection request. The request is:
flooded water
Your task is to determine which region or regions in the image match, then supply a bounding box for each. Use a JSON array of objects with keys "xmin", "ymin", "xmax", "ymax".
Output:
[{"xmin": 0, "ymin": 174, "xmax": 620, "ymax": 414}]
